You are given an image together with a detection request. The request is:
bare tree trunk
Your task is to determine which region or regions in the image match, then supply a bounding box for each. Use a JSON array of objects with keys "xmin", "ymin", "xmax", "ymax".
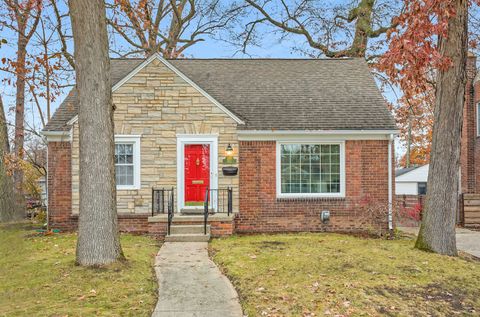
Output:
[
  {"xmin": 70, "ymin": 0, "xmax": 124, "ymax": 266},
  {"xmin": 349, "ymin": 0, "xmax": 374, "ymax": 57},
  {"xmin": 0, "ymin": 96, "xmax": 20, "ymax": 222},
  {"xmin": 6, "ymin": 0, "xmax": 41, "ymax": 212},
  {"xmin": 13, "ymin": 34, "xmax": 27, "ymax": 207},
  {"xmin": 415, "ymin": 0, "xmax": 467, "ymax": 256},
  {"xmin": 1, "ymin": 96, "xmax": 9, "ymax": 154}
]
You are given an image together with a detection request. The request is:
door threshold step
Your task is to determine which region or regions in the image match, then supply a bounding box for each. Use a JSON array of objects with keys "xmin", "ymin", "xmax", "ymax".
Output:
[
  {"xmin": 180, "ymin": 208, "xmax": 213, "ymax": 215},
  {"xmin": 165, "ymin": 233, "xmax": 210, "ymax": 242},
  {"xmin": 170, "ymin": 224, "xmax": 210, "ymax": 235}
]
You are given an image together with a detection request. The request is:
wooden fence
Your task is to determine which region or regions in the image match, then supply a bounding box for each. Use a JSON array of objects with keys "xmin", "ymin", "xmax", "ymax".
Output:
[{"xmin": 462, "ymin": 194, "xmax": 480, "ymax": 228}]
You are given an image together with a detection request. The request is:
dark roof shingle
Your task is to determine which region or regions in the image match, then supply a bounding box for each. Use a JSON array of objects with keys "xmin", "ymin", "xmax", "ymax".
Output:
[{"xmin": 44, "ymin": 57, "xmax": 396, "ymax": 131}]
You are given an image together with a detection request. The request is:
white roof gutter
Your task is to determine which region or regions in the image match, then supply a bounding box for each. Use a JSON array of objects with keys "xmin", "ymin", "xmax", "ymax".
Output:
[
  {"xmin": 41, "ymin": 130, "xmax": 72, "ymax": 142},
  {"xmin": 238, "ymin": 129, "xmax": 399, "ymax": 141}
]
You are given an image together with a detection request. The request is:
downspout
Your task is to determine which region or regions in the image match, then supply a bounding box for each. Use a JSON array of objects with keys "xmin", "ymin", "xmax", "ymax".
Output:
[
  {"xmin": 388, "ymin": 134, "xmax": 394, "ymax": 234},
  {"xmin": 45, "ymin": 138, "xmax": 49, "ymax": 231}
]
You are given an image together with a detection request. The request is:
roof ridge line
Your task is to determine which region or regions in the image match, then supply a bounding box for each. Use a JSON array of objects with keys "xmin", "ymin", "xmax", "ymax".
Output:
[{"xmin": 110, "ymin": 57, "xmax": 358, "ymax": 61}]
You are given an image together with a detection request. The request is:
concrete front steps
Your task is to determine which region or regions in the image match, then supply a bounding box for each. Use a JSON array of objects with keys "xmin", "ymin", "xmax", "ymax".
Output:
[
  {"xmin": 165, "ymin": 224, "xmax": 211, "ymax": 242},
  {"xmin": 148, "ymin": 213, "xmax": 236, "ymax": 239}
]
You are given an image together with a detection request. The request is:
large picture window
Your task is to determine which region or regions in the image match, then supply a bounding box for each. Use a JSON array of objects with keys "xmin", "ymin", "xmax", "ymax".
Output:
[
  {"xmin": 277, "ymin": 142, "xmax": 344, "ymax": 197},
  {"xmin": 115, "ymin": 136, "xmax": 141, "ymax": 189}
]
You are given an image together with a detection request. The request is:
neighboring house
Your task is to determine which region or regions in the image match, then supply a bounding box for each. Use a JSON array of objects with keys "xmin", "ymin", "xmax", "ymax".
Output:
[
  {"xmin": 395, "ymin": 165, "xmax": 429, "ymax": 196},
  {"xmin": 42, "ymin": 54, "xmax": 397, "ymax": 238},
  {"xmin": 460, "ymin": 52, "xmax": 480, "ymax": 228},
  {"xmin": 395, "ymin": 165, "xmax": 428, "ymax": 226}
]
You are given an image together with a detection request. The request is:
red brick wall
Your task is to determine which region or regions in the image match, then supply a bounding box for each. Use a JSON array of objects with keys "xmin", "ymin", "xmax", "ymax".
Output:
[
  {"xmin": 461, "ymin": 54, "xmax": 477, "ymax": 193},
  {"xmin": 236, "ymin": 140, "xmax": 393, "ymax": 234},
  {"xmin": 47, "ymin": 142, "xmax": 74, "ymax": 230},
  {"xmin": 475, "ymin": 74, "xmax": 480, "ymax": 193},
  {"xmin": 53, "ymin": 211, "xmax": 234, "ymax": 238}
]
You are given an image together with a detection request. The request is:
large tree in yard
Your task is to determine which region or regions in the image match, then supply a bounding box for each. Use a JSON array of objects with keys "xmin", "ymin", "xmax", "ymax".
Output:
[
  {"xmin": 417, "ymin": 0, "xmax": 468, "ymax": 255},
  {"xmin": 383, "ymin": 0, "xmax": 470, "ymax": 255},
  {"xmin": 106, "ymin": 0, "xmax": 240, "ymax": 58},
  {"xmin": 70, "ymin": 0, "xmax": 124, "ymax": 265},
  {"xmin": 239, "ymin": 0, "xmax": 401, "ymax": 58},
  {"xmin": 2, "ymin": 0, "xmax": 42, "ymax": 202},
  {"xmin": 0, "ymin": 96, "xmax": 21, "ymax": 222}
]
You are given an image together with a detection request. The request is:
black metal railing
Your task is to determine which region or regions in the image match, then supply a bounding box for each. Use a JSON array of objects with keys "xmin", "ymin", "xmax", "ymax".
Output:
[
  {"xmin": 204, "ymin": 188, "xmax": 210, "ymax": 235},
  {"xmin": 203, "ymin": 187, "xmax": 233, "ymax": 235},
  {"xmin": 167, "ymin": 189, "xmax": 174, "ymax": 236},
  {"xmin": 207, "ymin": 188, "xmax": 233, "ymax": 215},
  {"xmin": 151, "ymin": 187, "xmax": 175, "ymax": 216}
]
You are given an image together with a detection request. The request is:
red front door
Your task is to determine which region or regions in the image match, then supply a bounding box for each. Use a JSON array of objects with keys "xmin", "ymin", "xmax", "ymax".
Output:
[{"xmin": 184, "ymin": 144, "xmax": 210, "ymax": 206}]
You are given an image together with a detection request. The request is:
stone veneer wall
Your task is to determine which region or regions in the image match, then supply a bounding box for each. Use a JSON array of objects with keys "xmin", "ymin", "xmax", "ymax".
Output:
[
  {"xmin": 70, "ymin": 58, "xmax": 240, "ymax": 215},
  {"xmin": 236, "ymin": 140, "xmax": 394, "ymax": 233}
]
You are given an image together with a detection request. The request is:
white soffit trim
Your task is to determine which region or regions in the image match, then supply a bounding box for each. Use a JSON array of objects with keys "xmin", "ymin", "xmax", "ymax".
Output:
[
  {"xmin": 237, "ymin": 129, "xmax": 400, "ymax": 141},
  {"xmin": 41, "ymin": 130, "xmax": 72, "ymax": 142},
  {"xmin": 111, "ymin": 53, "xmax": 245, "ymax": 125}
]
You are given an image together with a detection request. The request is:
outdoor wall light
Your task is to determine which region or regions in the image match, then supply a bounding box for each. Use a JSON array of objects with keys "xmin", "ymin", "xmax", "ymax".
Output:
[
  {"xmin": 321, "ymin": 210, "xmax": 330, "ymax": 223},
  {"xmin": 223, "ymin": 143, "xmax": 237, "ymax": 164},
  {"xmin": 222, "ymin": 143, "xmax": 238, "ymax": 176}
]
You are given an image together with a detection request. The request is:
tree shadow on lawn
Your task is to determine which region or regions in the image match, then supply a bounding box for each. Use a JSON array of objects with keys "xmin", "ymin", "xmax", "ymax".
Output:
[{"xmin": 371, "ymin": 280, "xmax": 478, "ymax": 316}]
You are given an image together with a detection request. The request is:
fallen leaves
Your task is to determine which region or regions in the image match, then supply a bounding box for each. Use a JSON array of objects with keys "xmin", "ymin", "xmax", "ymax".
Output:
[{"xmin": 211, "ymin": 233, "xmax": 480, "ymax": 317}]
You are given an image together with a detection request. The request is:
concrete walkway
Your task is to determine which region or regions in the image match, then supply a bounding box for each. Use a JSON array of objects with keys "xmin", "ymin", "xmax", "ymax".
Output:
[
  {"xmin": 399, "ymin": 227, "xmax": 480, "ymax": 258},
  {"xmin": 152, "ymin": 242, "xmax": 243, "ymax": 317}
]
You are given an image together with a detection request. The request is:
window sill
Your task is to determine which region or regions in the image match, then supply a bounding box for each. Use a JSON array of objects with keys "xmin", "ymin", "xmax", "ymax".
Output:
[
  {"xmin": 276, "ymin": 195, "xmax": 346, "ymax": 202},
  {"xmin": 117, "ymin": 186, "xmax": 140, "ymax": 191}
]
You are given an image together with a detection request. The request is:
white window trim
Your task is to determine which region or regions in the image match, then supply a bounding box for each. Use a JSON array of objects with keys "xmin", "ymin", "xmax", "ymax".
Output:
[
  {"xmin": 115, "ymin": 135, "xmax": 141, "ymax": 190},
  {"xmin": 276, "ymin": 140, "xmax": 346, "ymax": 198}
]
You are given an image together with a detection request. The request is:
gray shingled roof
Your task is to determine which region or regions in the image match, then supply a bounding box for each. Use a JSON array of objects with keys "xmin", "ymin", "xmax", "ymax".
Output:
[
  {"xmin": 44, "ymin": 57, "xmax": 396, "ymax": 131},
  {"xmin": 395, "ymin": 165, "xmax": 425, "ymax": 177}
]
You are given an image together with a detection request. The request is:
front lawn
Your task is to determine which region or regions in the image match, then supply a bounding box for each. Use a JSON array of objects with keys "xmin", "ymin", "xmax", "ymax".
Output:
[
  {"xmin": 210, "ymin": 233, "xmax": 480, "ymax": 316},
  {"xmin": 0, "ymin": 223, "xmax": 159, "ymax": 317}
]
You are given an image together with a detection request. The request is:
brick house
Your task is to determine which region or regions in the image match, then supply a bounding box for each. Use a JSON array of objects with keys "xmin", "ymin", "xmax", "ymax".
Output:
[
  {"xmin": 43, "ymin": 54, "xmax": 397, "ymax": 239},
  {"xmin": 460, "ymin": 53, "xmax": 480, "ymax": 227}
]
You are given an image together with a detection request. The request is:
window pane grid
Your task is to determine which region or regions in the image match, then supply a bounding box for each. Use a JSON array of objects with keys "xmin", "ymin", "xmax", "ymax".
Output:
[
  {"xmin": 281, "ymin": 144, "xmax": 341, "ymax": 194},
  {"xmin": 115, "ymin": 143, "xmax": 135, "ymax": 186}
]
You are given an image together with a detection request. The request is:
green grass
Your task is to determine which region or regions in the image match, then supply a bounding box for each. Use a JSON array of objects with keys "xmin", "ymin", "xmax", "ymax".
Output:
[
  {"xmin": 210, "ymin": 233, "xmax": 480, "ymax": 316},
  {"xmin": 0, "ymin": 222, "xmax": 160, "ymax": 317}
]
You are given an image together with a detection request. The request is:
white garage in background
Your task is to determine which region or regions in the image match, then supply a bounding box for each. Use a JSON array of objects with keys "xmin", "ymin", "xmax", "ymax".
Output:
[{"xmin": 395, "ymin": 164, "xmax": 429, "ymax": 196}]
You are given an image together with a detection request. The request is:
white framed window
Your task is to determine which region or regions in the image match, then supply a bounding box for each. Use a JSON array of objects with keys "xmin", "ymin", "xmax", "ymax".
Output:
[
  {"xmin": 115, "ymin": 135, "xmax": 141, "ymax": 190},
  {"xmin": 477, "ymin": 103, "xmax": 480, "ymax": 136},
  {"xmin": 276, "ymin": 141, "xmax": 345, "ymax": 198}
]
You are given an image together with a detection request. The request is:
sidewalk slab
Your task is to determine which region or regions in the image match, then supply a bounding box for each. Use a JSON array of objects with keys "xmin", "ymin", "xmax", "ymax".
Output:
[
  {"xmin": 398, "ymin": 226, "xmax": 480, "ymax": 258},
  {"xmin": 152, "ymin": 242, "xmax": 243, "ymax": 317}
]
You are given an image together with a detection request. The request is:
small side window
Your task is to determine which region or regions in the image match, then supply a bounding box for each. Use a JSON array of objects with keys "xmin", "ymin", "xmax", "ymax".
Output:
[
  {"xmin": 114, "ymin": 136, "xmax": 141, "ymax": 190},
  {"xmin": 418, "ymin": 182, "xmax": 427, "ymax": 195}
]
